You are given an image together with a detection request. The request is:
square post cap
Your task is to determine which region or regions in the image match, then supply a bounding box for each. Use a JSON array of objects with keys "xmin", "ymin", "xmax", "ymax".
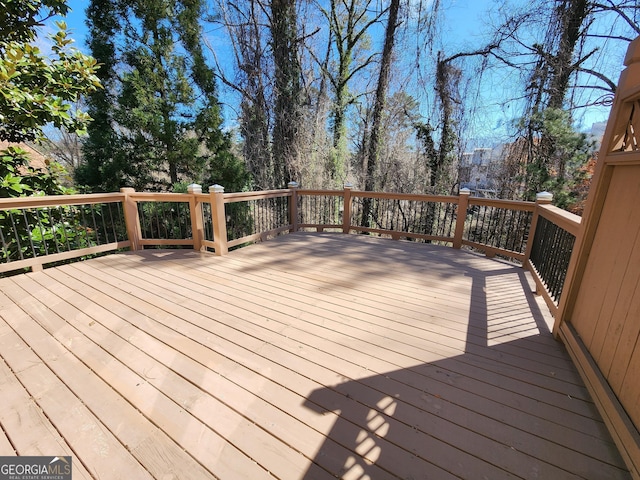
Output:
[
  {"xmin": 536, "ymin": 191, "xmax": 553, "ymax": 203},
  {"xmin": 209, "ymin": 184, "xmax": 225, "ymax": 193}
]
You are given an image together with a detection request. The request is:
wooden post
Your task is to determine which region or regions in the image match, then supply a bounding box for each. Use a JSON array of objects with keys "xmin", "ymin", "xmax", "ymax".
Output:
[
  {"xmin": 523, "ymin": 191, "xmax": 553, "ymax": 270},
  {"xmin": 188, "ymin": 183, "xmax": 204, "ymax": 251},
  {"xmin": 342, "ymin": 183, "xmax": 353, "ymax": 234},
  {"xmin": 210, "ymin": 184, "xmax": 228, "ymax": 256},
  {"xmin": 288, "ymin": 181, "xmax": 299, "ymax": 232},
  {"xmin": 453, "ymin": 188, "xmax": 470, "ymax": 249},
  {"xmin": 120, "ymin": 187, "xmax": 141, "ymax": 251}
]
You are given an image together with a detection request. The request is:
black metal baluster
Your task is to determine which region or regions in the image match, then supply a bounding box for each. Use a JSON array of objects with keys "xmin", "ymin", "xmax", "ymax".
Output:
[{"xmin": 22, "ymin": 210, "xmax": 37, "ymax": 258}]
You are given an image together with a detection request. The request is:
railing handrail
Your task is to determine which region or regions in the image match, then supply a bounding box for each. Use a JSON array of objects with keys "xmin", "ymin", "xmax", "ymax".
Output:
[
  {"xmin": 351, "ymin": 190, "xmax": 459, "ymax": 203},
  {"xmin": 468, "ymin": 197, "xmax": 536, "ymax": 211},
  {"xmin": 537, "ymin": 204, "xmax": 581, "ymax": 236},
  {"xmin": 128, "ymin": 192, "xmax": 195, "ymax": 202},
  {"xmin": 223, "ymin": 189, "xmax": 292, "ymax": 202},
  {"xmin": 524, "ymin": 198, "xmax": 582, "ymax": 316},
  {"xmin": 0, "ymin": 192, "xmax": 125, "ymax": 209}
]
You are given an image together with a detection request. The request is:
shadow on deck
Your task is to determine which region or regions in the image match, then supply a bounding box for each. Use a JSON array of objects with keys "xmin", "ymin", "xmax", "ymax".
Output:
[
  {"xmin": 230, "ymin": 233, "xmax": 629, "ymax": 478},
  {"xmin": 302, "ymin": 336, "xmax": 625, "ymax": 479}
]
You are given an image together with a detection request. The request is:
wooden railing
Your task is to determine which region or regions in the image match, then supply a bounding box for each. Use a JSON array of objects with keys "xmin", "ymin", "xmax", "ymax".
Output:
[
  {"xmin": 0, "ymin": 192, "xmax": 130, "ymax": 274},
  {"xmin": 0, "ymin": 184, "xmax": 580, "ymax": 313},
  {"xmin": 525, "ymin": 197, "xmax": 581, "ymax": 317},
  {"xmin": 291, "ymin": 186, "xmax": 542, "ymax": 261}
]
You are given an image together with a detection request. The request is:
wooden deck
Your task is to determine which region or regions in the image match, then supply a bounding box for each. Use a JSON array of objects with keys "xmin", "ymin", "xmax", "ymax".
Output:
[{"xmin": 0, "ymin": 232, "xmax": 630, "ymax": 479}]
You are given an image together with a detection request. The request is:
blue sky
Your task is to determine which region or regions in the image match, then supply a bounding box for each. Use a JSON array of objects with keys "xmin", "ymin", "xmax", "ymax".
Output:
[
  {"xmin": 44, "ymin": 0, "xmax": 621, "ymax": 141},
  {"xmin": 55, "ymin": 0, "xmax": 493, "ymax": 49}
]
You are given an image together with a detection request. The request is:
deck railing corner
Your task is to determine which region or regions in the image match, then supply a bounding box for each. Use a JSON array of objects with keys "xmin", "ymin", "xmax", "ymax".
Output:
[
  {"xmin": 0, "ymin": 184, "xmax": 581, "ymax": 311},
  {"xmin": 452, "ymin": 187, "xmax": 471, "ymax": 249}
]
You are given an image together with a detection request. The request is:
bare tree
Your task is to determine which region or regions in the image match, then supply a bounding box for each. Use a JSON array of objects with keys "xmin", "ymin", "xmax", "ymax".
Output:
[
  {"xmin": 315, "ymin": 0, "xmax": 387, "ymax": 186},
  {"xmin": 44, "ymin": 130, "xmax": 82, "ymax": 172},
  {"xmin": 478, "ymin": 0, "xmax": 638, "ymax": 201},
  {"xmin": 360, "ymin": 0, "xmax": 400, "ymax": 226},
  {"xmin": 210, "ymin": 0, "xmax": 274, "ymax": 189}
]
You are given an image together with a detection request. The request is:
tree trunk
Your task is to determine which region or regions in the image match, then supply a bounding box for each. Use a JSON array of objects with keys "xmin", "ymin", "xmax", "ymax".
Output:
[
  {"xmin": 270, "ymin": 0, "xmax": 302, "ymax": 185},
  {"xmin": 547, "ymin": 0, "xmax": 589, "ymax": 110},
  {"xmin": 360, "ymin": 0, "xmax": 400, "ymax": 227}
]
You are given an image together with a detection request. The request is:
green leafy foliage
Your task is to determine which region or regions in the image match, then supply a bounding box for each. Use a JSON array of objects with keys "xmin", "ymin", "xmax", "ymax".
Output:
[
  {"xmin": 78, "ymin": 0, "xmax": 249, "ymax": 194},
  {"xmin": 0, "ymin": 20, "xmax": 101, "ymax": 143},
  {"xmin": 0, "ymin": 146, "xmax": 89, "ymax": 266},
  {"xmin": 522, "ymin": 108, "xmax": 596, "ymax": 207},
  {"xmin": 0, "ymin": 0, "xmax": 69, "ymax": 44},
  {"xmin": 0, "ymin": 145, "xmax": 73, "ymax": 197},
  {"xmin": 0, "ymin": 0, "xmax": 98, "ymax": 180}
]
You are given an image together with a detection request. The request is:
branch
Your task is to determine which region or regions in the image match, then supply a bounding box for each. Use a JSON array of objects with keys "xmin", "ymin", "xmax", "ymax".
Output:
[
  {"xmin": 591, "ymin": 1, "xmax": 640, "ymax": 35},
  {"xmin": 440, "ymin": 43, "xmax": 501, "ymax": 65},
  {"xmin": 487, "ymin": 51, "xmax": 520, "ymax": 68},
  {"xmin": 343, "ymin": 52, "xmax": 379, "ymax": 84},
  {"xmin": 585, "ymin": 32, "xmax": 635, "ymax": 42},
  {"xmin": 575, "ymin": 67, "xmax": 617, "ymax": 93},
  {"xmin": 572, "ymin": 83, "xmax": 617, "ymax": 93},
  {"xmin": 297, "ymin": 26, "xmax": 321, "ymax": 45},
  {"xmin": 350, "ymin": 8, "xmax": 389, "ymax": 49},
  {"xmin": 202, "ymin": 36, "xmax": 250, "ymax": 98}
]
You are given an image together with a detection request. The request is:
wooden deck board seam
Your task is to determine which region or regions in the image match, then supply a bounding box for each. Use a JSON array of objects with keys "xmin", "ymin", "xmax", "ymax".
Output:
[
  {"xmin": 0, "ymin": 293, "xmax": 150, "ymax": 480},
  {"xmin": 43, "ymin": 270, "xmax": 608, "ymax": 480},
  {"xmin": 164, "ymin": 250, "xmax": 566, "ymax": 358},
  {"xmin": 0, "ymin": 279, "xmax": 257, "ymax": 480},
  {"xmin": 175, "ymin": 255, "xmax": 576, "ymax": 372},
  {"xmin": 36, "ymin": 268, "xmax": 462, "ymax": 479},
  {"xmin": 29, "ymin": 270, "xmax": 407, "ymax": 480}
]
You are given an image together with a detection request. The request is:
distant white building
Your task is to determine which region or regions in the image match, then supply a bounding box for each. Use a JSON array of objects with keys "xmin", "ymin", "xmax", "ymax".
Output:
[{"xmin": 459, "ymin": 147, "xmax": 502, "ymax": 196}]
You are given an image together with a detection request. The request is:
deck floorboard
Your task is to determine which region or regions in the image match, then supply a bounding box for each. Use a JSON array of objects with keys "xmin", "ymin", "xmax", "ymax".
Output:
[{"xmin": 0, "ymin": 232, "xmax": 631, "ymax": 479}]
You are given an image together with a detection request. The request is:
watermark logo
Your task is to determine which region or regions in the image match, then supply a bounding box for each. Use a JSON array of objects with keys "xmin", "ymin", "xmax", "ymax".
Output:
[{"xmin": 0, "ymin": 456, "xmax": 72, "ymax": 480}]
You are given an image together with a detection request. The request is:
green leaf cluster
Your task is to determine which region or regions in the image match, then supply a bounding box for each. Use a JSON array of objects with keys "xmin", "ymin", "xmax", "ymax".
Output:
[
  {"xmin": 0, "ymin": 19, "xmax": 101, "ymax": 143},
  {"xmin": 0, "ymin": 146, "xmax": 73, "ymax": 198},
  {"xmin": 0, "ymin": 0, "xmax": 98, "ymax": 196},
  {"xmin": 0, "ymin": 0, "xmax": 69, "ymax": 44},
  {"xmin": 0, "ymin": 145, "xmax": 88, "ymax": 268},
  {"xmin": 522, "ymin": 108, "xmax": 596, "ymax": 207}
]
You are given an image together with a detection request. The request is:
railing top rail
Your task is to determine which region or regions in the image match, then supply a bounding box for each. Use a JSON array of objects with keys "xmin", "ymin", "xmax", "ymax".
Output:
[
  {"xmin": 351, "ymin": 190, "xmax": 460, "ymax": 203},
  {"xmin": 128, "ymin": 192, "xmax": 194, "ymax": 202},
  {"xmin": 223, "ymin": 189, "xmax": 292, "ymax": 202},
  {"xmin": 468, "ymin": 197, "xmax": 536, "ymax": 210},
  {"xmin": 0, "ymin": 192, "xmax": 126, "ymax": 210},
  {"xmin": 538, "ymin": 204, "xmax": 582, "ymax": 236},
  {"xmin": 297, "ymin": 189, "xmax": 345, "ymax": 196}
]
